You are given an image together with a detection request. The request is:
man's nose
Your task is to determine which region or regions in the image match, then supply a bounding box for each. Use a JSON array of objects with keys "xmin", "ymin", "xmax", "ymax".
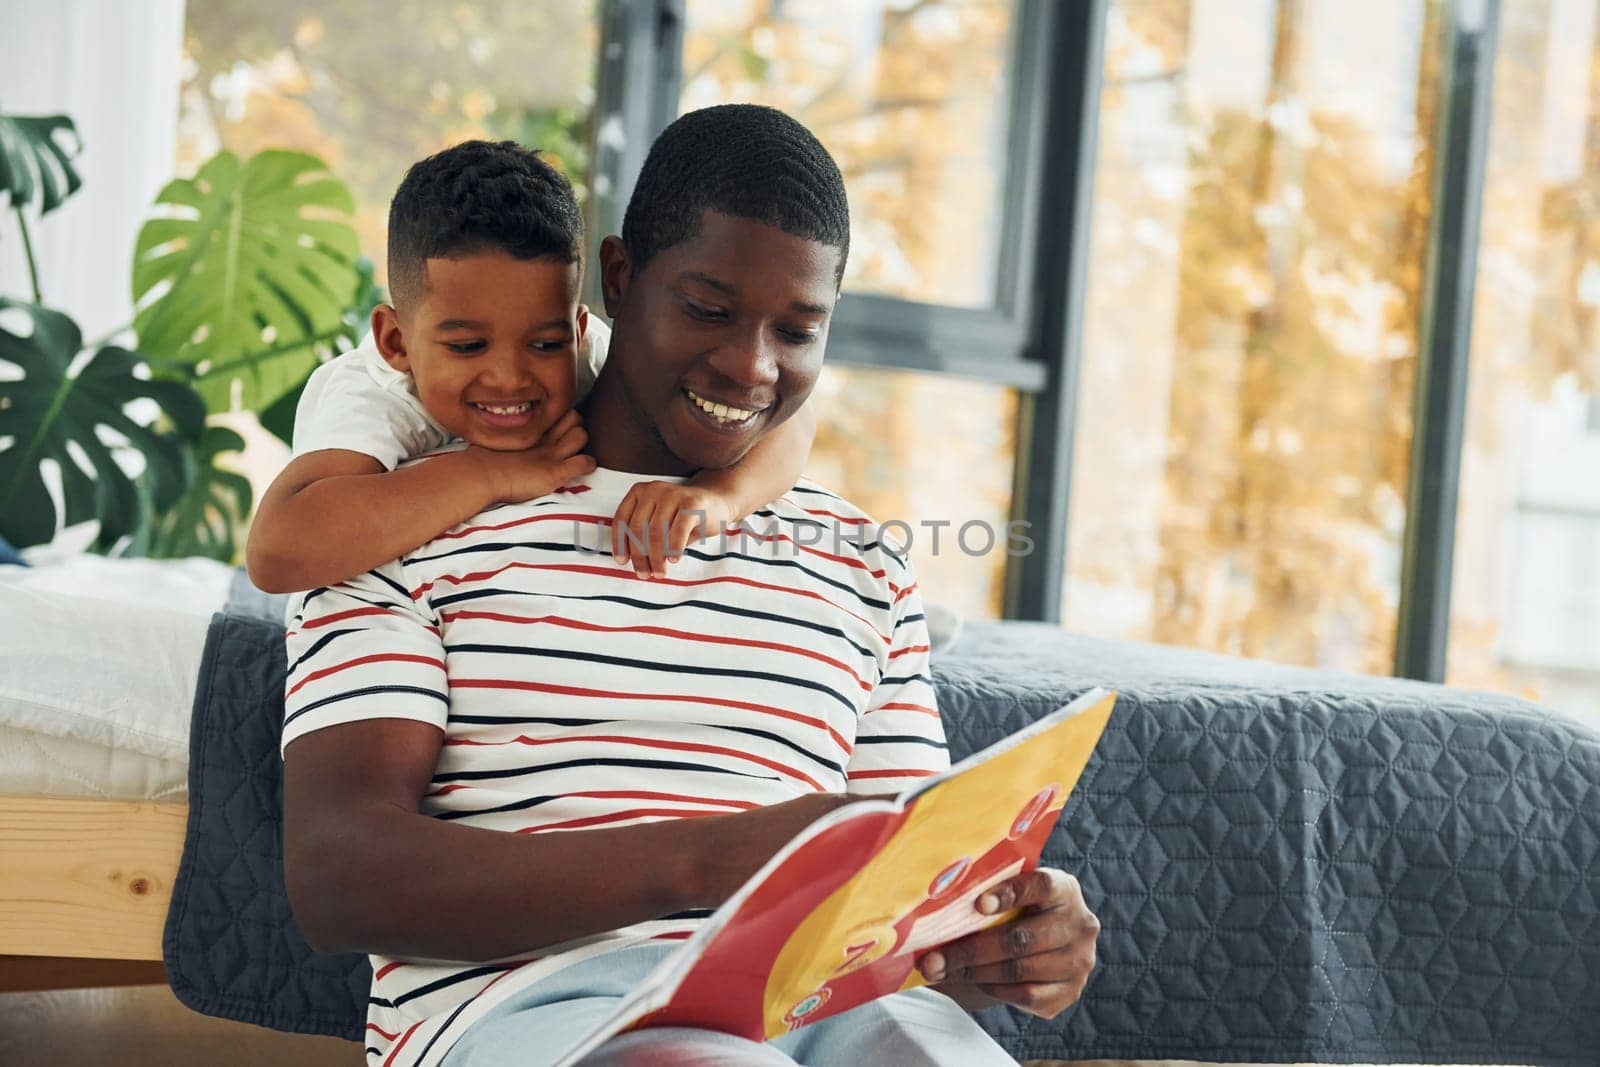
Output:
[{"xmin": 709, "ymin": 324, "xmax": 780, "ymax": 390}]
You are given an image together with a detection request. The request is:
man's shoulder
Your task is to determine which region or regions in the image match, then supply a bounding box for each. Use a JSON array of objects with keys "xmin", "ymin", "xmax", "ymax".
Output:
[{"xmin": 763, "ymin": 481, "xmax": 915, "ymax": 580}]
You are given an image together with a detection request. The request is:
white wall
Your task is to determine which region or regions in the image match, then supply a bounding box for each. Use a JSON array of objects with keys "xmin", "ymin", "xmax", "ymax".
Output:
[{"xmin": 0, "ymin": 0, "xmax": 186, "ymax": 342}]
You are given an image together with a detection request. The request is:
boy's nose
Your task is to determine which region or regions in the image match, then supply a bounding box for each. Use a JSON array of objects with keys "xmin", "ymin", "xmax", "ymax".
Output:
[{"xmin": 480, "ymin": 347, "xmax": 536, "ymax": 393}]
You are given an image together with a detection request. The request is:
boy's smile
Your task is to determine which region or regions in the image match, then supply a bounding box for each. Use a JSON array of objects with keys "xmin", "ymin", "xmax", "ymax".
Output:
[
  {"xmin": 373, "ymin": 251, "xmax": 583, "ymax": 451},
  {"xmin": 591, "ymin": 211, "xmax": 841, "ymax": 475}
]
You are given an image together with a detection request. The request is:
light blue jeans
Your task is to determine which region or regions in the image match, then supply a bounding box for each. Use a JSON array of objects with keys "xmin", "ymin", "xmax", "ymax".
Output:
[{"xmin": 441, "ymin": 943, "xmax": 1016, "ymax": 1066}]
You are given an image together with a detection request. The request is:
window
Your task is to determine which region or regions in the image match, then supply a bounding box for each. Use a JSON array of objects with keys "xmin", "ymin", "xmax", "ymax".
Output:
[
  {"xmin": 1447, "ymin": 0, "xmax": 1600, "ymax": 730},
  {"xmin": 178, "ymin": 2, "xmax": 602, "ymax": 288},
  {"xmin": 1061, "ymin": 0, "xmax": 1448, "ymax": 673},
  {"xmin": 680, "ymin": 0, "xmax": 1029, "ymax": 617},
  {"xmin": 681, "ymin": 0, "xmax": 1020, "ymax": 309}
]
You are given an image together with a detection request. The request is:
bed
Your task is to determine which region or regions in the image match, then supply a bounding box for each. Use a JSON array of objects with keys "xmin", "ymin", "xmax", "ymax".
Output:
[
  {"xmin": 4, "ymin": 556, "xmax": 1599, "ymax": 1065},
  {"xmin": 0, "ymin": 556, "xmax": 232, "ymax": 992}
]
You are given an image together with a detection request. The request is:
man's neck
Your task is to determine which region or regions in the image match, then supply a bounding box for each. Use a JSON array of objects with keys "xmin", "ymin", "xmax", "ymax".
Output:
[{"xmin": 578, "ymin": 368, "xmax": 697, "ymax": 477}]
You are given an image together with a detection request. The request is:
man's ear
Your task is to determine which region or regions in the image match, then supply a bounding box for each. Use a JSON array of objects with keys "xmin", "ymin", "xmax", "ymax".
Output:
[
  {"xmin": 371, "ymin": 304, "xmax": 410, "ymax": 373},
  {"xmin": 598, "ymin": 236, "xmax": 631, "ymax": 318}
]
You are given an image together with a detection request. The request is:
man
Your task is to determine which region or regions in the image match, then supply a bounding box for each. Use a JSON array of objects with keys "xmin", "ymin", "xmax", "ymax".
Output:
[{"xmin": 282, "ymin": 104, "xmax": 1098, "ymax": 1067}]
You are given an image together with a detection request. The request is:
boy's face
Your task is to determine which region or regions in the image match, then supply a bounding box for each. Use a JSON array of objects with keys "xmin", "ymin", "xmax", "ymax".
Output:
[
  {"xmin": 373, "ymin": 251, "xmax": 582, "ymax": 451},
  {"xmin": 599, "ymin": 211, "xmax": 841, "ymax": 472}
]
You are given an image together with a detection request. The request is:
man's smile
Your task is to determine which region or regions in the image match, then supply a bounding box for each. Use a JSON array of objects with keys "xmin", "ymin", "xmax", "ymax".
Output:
[{"xmin": 683, "ymin": 388, "xmax": 767, "ymax": 430}]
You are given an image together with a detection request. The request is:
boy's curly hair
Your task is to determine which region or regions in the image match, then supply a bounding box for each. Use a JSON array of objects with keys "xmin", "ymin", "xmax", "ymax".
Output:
[
  {"xmin": 622, "ymin": 104, "xmax": 850, "ymax": 284},
  {"xmin": 387, "ymin": 140, "xmax": 583, "ymax": 310}
]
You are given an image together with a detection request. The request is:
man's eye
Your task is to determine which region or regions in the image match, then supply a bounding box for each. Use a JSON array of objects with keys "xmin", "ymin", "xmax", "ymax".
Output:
[
  {"xmin": 779, "ymin": 329, "xmax": 819, "ymax": 345},
  {"xmin": 685, "ymin": 302, "xmax": 728, "ymax": 322},
  {"xmin": 445, "ymin": 341, "xmax": 485, "ymax": 355}
]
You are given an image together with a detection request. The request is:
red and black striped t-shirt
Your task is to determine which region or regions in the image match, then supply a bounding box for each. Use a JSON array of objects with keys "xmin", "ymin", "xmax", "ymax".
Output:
[{"xmin": 282, "ymin": 467, "xmax": 946, "ymax": 1067}]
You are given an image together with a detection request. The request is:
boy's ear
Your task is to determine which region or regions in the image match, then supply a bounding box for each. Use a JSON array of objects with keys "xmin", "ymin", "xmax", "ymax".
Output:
[
  {"xmin": 574, "ymin": 304, "xmax": 589, "ymax": 346},
  {"xmin": 598, "ymin": 236, "xmax": 631, "ymax": 318},
  {"xmin": 371, "ymin": 305, "xmax": 410, "ymax": 372}
]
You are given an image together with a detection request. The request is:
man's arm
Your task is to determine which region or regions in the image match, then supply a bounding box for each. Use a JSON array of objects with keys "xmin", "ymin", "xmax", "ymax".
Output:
[
  {"xmin": 245, "ymin": 412, "xmax": 593, "ymax": 593},
  {"xmin": 282, "ymin": 717, "xmax": 854, "ymax": 961}
]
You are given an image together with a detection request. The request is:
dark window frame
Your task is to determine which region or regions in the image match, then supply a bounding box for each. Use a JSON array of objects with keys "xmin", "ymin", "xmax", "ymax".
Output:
[{"xmin": 594, "ymin": 0, "xmax": 1508, "ymax": 681}]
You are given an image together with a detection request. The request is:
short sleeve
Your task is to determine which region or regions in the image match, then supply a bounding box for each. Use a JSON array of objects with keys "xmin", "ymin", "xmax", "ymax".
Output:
[
  {"xmin": 573, "ymin": 317, "xmax": 612, "ymax": 402},
  {"xmin": 845, "ymin": 557, "xmax": 950, "ymax": 795},
  {"xmin": 282, "ymin": 563, "xmax": 449, "ymax": 753},
  {"xmin": 291, "ymin": 333, "xmax": 451, "ymax": 470}
]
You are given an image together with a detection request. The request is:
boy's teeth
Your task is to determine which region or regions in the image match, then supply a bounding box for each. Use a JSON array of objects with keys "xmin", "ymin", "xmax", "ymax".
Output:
[
  {"xmin": 478, "ymin": 402, "xmax": 530, "ymax": 415},
  {"xmin": 687, "ymin": 390, "xmax": 757, "ymax": 424}
]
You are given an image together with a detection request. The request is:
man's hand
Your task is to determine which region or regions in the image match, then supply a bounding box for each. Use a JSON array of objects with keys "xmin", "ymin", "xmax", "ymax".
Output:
[
  {"xmin": 920, "ymin": 868, "xmax": 1099, "ymax": 1019},
  {"xmin": 469, "ymin": 410, "xmax": 595, "ymax": 504},
  {"xmin": 610, "ymin": 481, "xmax": 740, "ymax": 579}
]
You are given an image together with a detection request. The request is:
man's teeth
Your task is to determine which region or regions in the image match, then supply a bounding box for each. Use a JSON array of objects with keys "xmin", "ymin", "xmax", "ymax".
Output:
[
  {"xmin": 476, "ymin": 402, "xmax": 531, "ymax": 415},
  {"xmin": 687, "ymin": 390, "xmax": 759, "ymax": 425}
]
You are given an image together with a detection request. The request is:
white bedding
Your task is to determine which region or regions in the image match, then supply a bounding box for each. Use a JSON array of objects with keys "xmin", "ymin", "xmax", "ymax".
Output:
[{"xmin": 0, "ymin": 557, "xmax": 235, "ymax": 800}]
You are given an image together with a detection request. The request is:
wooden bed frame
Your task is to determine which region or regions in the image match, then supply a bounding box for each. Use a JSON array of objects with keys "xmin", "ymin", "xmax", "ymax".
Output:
[{"xmin": 0, "ymin": 795, "xmax": 185, "ymax": 992}]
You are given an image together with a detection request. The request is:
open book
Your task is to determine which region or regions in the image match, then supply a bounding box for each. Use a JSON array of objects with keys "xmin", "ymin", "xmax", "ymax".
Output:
[{"xmin": 552, "ymin": 687, "xmax": 1117, "ymax": 1063}]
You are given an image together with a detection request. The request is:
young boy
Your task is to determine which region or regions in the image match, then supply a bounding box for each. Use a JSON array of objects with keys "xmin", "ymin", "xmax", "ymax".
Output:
[{"xmin": 245, "ymin": 140, "xmax": 815, "ymax": 593}]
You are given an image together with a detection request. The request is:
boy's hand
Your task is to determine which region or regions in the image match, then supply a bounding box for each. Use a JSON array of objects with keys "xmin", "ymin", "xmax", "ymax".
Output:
[
  {"xmin": 469, "ymin": 410, "xmax": 595, "ymax": 505},
  {"xmin": 610, "ymin": 482, "xmax": 740, "ymax": 579},
  {"xmin": 919, "ymin": 868, "xmax": 1099, "ymax": 1019}
]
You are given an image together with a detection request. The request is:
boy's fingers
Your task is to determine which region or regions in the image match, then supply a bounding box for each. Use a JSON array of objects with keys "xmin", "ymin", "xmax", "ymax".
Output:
[
  {"xmin": 541, "ymin": 409, "xmax": 579, "ymax": 446},
  {"xmin": 560, "ymin": 454, "xmax": 596, "ymax": 484},
  {"xmin": 629, "ymin": 500, "xmax": 660, "ymax": 579},
  {"xmin": 612, "ymin": 491, "xmax": 639, "ymax": 564},
  {"xmin": 666, "ymin": 510, "xmax": 703, "ymax": 563}
]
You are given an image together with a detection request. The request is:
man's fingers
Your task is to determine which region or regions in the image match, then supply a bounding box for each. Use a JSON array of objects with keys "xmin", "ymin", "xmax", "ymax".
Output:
[
  {"xmin": 949, "ymin": 945, "xmax": 1094, "ymax": 988},
  {"xmin": 927, "ymin": 909, "xmax": 1085, "ymax": 975},
  {"xmin": 979, "ymin": 868, "xmax": 1079, "ymax": 917}
]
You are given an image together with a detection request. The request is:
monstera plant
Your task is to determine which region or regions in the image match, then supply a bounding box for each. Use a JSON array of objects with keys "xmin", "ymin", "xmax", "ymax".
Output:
[{"xmin": 0, "ymin": 102, "xmax": 368, "ymax": 559}]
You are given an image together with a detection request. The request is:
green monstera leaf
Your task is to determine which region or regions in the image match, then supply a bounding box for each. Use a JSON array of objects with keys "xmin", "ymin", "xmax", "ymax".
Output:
[
  {"xmin": 0, "ymin": 112, "xmax": 83, "ymax": 215},
  {"xmin": 141, "ymin": 425, "xmax": 253, "ymax": 562},
  {"xmin": 0, "ymin": 299, "xmax": 205, "ymax": 549},
  {"xmin": 131, "ymin": 149, "xmax": 361, "ymax": 412},
  {"xmin": 257, "ymin": 254, "xmax": 386, "ymax": 446}
]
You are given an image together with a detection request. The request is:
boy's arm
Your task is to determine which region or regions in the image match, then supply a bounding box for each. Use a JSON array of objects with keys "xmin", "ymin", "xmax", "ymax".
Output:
[
  {"xmin": 245, "ymin": 412, "xmax": 593, "ymax": 592},
  {"xmin": 691, "ymin": 397, "xmax": 816, "ymax": 519},
  {"xmin": 282, "ymin": 717, "xmax": 854, "ymax": 961},
  {"xmin": 611, "ymin": 400, "xmax": 818, "ymax": 578}
]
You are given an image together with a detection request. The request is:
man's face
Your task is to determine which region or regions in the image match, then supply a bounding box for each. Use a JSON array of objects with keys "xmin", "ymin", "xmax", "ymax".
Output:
[
  {"xmin": 374, "ymin": 252, "xmax": 582, "ymax": 450},
  {"xmin": 600, "ymin": 211, "xmax": 841, "ymax": 472}
]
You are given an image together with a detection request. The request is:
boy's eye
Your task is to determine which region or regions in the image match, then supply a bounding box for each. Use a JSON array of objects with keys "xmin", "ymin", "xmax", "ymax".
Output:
[
  {"xmin": 530, "ymin": 340, "xmax": 570, "ymax": 353},
  {"xmin": 445, "ymin": 341, "xmax": 485, "ymax": 355}
]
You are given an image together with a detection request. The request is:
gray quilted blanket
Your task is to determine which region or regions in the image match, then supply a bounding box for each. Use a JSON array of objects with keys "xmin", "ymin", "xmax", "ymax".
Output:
[{"xmin": 165, "ymin": 610, "xmax": 1600, "ymax": 1064}]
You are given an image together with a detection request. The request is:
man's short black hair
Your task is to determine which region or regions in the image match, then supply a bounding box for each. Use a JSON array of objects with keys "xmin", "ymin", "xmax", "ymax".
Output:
[
  {"xmin": 387, "ymin": 140, "xmax": 583, "ymax": 310},
  {"xmin": 622, "ymin": 104, "xmax": 850, "ymax": 284}
]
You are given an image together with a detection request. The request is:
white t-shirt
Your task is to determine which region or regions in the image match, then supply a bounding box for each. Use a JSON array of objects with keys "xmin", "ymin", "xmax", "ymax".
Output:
[{"xmin": 290, "ymin": 318, "xmax": 612, "ymax": 470}]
